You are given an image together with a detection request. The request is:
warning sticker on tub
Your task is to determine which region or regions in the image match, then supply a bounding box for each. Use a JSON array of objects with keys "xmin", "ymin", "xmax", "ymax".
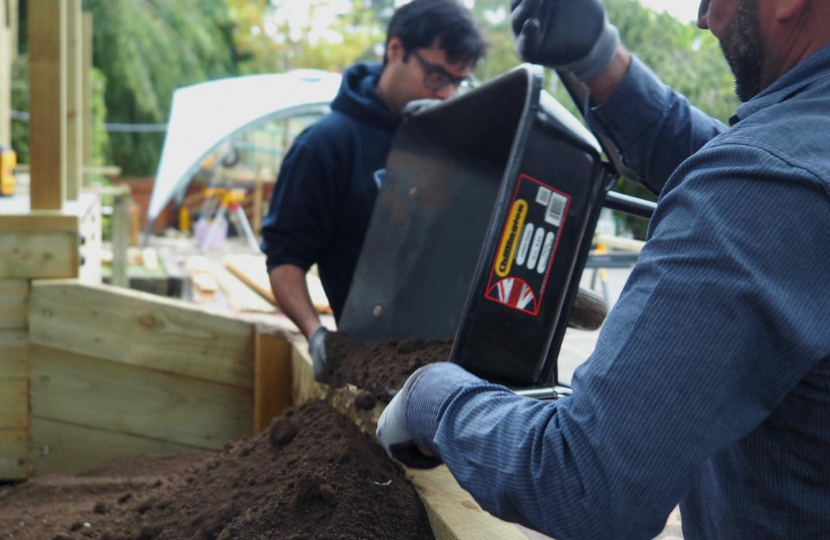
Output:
[{"xmin": 485, "ymin": 174, "xmax": 571, "ymax": 316}]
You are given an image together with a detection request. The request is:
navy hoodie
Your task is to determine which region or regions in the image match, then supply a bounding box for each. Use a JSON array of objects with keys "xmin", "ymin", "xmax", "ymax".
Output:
[{"xmin": 261, "ymin": 63, "xmax": 400, "ymax": 321}]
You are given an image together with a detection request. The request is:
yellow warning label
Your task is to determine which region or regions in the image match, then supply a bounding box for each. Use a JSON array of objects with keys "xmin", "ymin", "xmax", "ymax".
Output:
[{"xmin": 495, "ymin": 199, "xmax": 528, "ymax": 278}]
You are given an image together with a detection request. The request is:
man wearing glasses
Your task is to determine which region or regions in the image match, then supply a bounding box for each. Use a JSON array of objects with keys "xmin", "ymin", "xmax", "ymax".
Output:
[{"xmin": 261, "ymin": 0, "xmax": 486, "ymax": 379}]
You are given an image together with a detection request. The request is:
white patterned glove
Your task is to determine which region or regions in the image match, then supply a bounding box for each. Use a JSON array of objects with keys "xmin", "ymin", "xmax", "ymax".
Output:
[{"xmin": 376, "ymin": 366, "xmax": 443, "ymax": 469}]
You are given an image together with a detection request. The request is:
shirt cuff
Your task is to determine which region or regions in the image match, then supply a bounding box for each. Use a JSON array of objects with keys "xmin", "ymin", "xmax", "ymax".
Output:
[
  {"xmin": 590, "ymin": 55, "xmax": 668, "ymax": 155},
  {"xmin": 405, "ymin": 362, "xmax": 482, "ymax": 454}
]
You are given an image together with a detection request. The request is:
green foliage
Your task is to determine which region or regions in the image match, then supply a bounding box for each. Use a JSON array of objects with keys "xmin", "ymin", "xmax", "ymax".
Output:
[
  {"xmin": 87, "ymin": 68, "xmax": 111, "ymax": 185},
  {"xmin": 10, "ymin": 57, "xmax": 29, "ymax": 163},
  {"xmin": 10, "ymin": 55, "xmax": 109, "ymax": 172},
  {"xmin": 82, "ymin": 0, "xmax": 239, "ymax": 175}
]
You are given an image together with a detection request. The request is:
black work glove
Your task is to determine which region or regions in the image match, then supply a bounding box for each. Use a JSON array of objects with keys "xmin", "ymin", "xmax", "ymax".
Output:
[
  {"xmin": 308, "ymin": 326, "xmax": 328, "ymax": 382},
  {"xmin": 510, "ymin": 0, "xmax": 620, "ymax": 82}
]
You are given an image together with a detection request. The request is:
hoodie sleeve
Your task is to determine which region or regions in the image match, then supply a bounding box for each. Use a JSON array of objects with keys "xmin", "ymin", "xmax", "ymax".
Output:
[{"xmin": 260, "ymin": 139, "xmax": 340, "ymax": 275}]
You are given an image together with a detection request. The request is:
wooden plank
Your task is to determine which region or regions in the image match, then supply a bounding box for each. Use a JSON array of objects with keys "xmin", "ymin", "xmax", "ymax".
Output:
[
  {"xmin": 111, "ymin": 189, "xmax": 130, "ymax": 287},
  {"xmin": 0, "ymin": 329, "xmax": 29, "ymax": 379},
  {"xmin": 0, "ymin": 211, "xmax": 78, "ymax": 232},
  {"xmin": 0, "ymin": 428, "xmax": 30, "ymax": 480},
  {"xmin": 0, "ymin": 230, "xmax": 78, "ymax": 279},
  {"xmin": 0, "ymin": 378, "xmax": 27, "ymax": 429},
  {"xmin": 28, "ymin": 0, "xmax": 67, "ymax": 210},
  {"xmin": 0, "ymin": 279, "xmax": 28, "ymax": 329},
  {"xmin": 253, "ymin": 331, "xmax": 291, "ymax": 433},
  {"xmin": 29, "ymin": 280, "xmax": 255, "ymax": 387},
  {"xmin": 210, "ymin": 261, "xmax": 275, "ymax": 314},
  {"xmin": 30, "ymin": 344, "xmax": 253, "ymax": 449},
  {"xmin": 82, "ymin": 13, "xmax": 93, "ymax": 170},
  {"xmin": 77, "ymin": 195, "xmax": 102, "ymax": 284},
  {"xmin": 65, "ymin": 0, "xmax": 83, "ymax": 201},
  {"xmin": 252, "ymin": 173, "xmax": 264, "ymax": 234},
  {"xmin": 225, "ymin": 254, "xmax": 332, "ymax": 314},
  {"xmin": 29, "ymin": 417, "xmax": 201, "ymax": 476},
  {"xmin": 0, "ymin": 22, "xmax": 9, "ymax": 146},
  {"xmin": 8, "ymin": 0, "xmax": 17, "ymax": 59},
  {"xmin": 408, "ymin": 467, "xmax": 529, "ymax": 540},
  {"xmin": 290, "ymin": 337, "xmax": 325, "ymax": 407}
]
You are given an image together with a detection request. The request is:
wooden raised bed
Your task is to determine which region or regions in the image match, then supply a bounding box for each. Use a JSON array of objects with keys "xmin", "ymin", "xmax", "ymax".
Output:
[{"xmin": 0, "ymin": 276, "xmax": 527, "ymax": 539}]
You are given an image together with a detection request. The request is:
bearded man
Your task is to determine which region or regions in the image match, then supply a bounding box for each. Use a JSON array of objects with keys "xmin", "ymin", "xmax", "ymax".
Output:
[{"xmin": 376, "ymin": 1, "xmax": 830, "ymax": 539}]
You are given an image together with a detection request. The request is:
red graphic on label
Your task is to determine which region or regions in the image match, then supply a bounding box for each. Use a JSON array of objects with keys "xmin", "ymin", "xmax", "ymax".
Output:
[
  {"xmin": 486, "ymin": 277, "xmax": 538, "ymax": 314},
  {"xmin": 484, "ymin": 173, "xmax": 571, "ymax": 317}
]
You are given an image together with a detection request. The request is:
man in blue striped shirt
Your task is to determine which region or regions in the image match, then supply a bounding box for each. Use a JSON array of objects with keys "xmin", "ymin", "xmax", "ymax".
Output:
[{"xmin": 377, "ymin": 0, "xmax": 830, "ymax": 538}]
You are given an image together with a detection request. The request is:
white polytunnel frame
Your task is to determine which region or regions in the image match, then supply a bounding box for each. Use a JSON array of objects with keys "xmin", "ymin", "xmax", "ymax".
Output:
[{"xmin": 147, "ymin": 69, "xmax": 343, "ymax": 223}]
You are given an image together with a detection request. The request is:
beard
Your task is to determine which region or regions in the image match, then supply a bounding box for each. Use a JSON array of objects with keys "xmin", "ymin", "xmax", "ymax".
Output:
[{"xmin": 718, "ymin": 0, "xmax": 766, "ymax": 102}]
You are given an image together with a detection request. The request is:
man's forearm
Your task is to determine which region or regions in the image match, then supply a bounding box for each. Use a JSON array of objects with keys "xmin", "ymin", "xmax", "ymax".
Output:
[
  {"xmin": 586, "ymin": 44, "xmax": 632, "ymax": 104},
  {"xmin": 269, "ymin": 264, "xmax": 321, "ymax": 339}
]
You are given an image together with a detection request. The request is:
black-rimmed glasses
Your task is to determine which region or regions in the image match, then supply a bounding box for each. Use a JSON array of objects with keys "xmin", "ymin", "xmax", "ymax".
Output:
[{"xmin": 410, "ymin": 50, "xmax": 474, "ymax": 91}]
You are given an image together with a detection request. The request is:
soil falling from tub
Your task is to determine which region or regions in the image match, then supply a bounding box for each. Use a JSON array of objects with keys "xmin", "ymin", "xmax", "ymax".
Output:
[{"xmin": 321, "ymin": 333, "xmax": 453, "ymax": 401}]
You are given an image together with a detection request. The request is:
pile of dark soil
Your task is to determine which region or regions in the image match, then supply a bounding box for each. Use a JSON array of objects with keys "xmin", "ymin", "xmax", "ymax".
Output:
[
  {"xmin": 0, "ymin": 400, "xmax": 434, "ymax": 540},
  {"xmin": 322, "ymin": 333, "xmax": 453, "ymax": 401}
]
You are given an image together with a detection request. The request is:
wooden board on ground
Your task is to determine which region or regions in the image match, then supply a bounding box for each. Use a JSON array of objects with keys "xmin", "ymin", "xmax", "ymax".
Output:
[
  {"xmin": 210, "ymin": 261, "xmax": 275, "ymax": 314},
  {"xmin": 29, "ymin": 418, "xmax": 202, "ymax": 476},
  {"xmin": 30, "ymin": 345, "xmax": 252, "ymax": 450},
  {"xmin": 28, "ymin": 280, "xmax": 255, "ymax": 388},
  {"xmin": 224, "ymin": 254, "xmax": 331, "ymax": 314},
  {"xmin": 289, "ymin": 341, "xmax": 527, "ymax": 540},
  {"xmin": 0, "ymin": 280, "xmax": 28, "ymax": 329}
]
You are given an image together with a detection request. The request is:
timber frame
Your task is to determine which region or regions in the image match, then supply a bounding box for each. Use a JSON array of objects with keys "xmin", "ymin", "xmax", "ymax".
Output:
[
  {"xmin": 0, "ymin": 278, "xmax": 527, "ymax": 540},
  {"xmin": 0, "ymin": 2, "xmax": 529, "ymax": 537}
]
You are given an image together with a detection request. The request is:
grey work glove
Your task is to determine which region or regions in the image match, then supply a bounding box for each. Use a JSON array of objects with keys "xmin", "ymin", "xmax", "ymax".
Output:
[
  {"xmin": 376, "ymin": 366, "xmax": 443, "ymax": 469},
  {"xmin": 308, "ymin": 326, "xmax": 328, "ymax": 382},
  {"xmin": 511, "ymin": 0, "xmax": 620, "ymax": 82}
]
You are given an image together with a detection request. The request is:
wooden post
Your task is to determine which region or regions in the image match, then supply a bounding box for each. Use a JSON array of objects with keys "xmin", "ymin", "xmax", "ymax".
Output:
[
  {"xmin": 252, "ymin": 169, "xmax": 264, "ymax": 235},
  {"xmin": 65, "ymin": 0, "xmax": 83, "ymax": 201},
  {"xmin": 0, "ymin": 1, "xmax": 10, "ymax": 145},
  {"xmin": 82, "ymin": 12, "xmax": 93, "ymax": 172},
  {"xmin": 254, "ymin": 331, "xmax": 291, "ymax": 433},
  {"xmin": 28, "ymin": 0, "xmax": 67, "ymax": 211},
  {"xmin": 8, "ymin": 0, "xmax": 17, "ymax": 59},
  {"xmin": 111, "ymin": 188, "xmax": 130, "ymax": 288}
]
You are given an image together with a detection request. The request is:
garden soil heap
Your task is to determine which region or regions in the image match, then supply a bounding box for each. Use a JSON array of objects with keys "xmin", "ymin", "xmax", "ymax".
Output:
[{"xmin": 0, "ymin": 400, "xmax": 434, "ymax": 540}]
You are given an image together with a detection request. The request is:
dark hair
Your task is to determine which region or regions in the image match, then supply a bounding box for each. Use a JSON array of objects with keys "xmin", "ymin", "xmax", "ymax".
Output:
[{"xmin": 384, "ymin": 0, "xmax": 487, "ymax": 67}]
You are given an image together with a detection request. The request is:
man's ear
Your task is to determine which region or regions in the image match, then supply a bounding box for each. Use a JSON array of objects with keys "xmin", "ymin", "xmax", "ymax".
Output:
[
  {"xmin": 386, "ymin": 36, "xmax": 405, "ymax": 64},
  {"xmin": 775, "ymin": 0, "xmax": 808, "ymax": 21}
]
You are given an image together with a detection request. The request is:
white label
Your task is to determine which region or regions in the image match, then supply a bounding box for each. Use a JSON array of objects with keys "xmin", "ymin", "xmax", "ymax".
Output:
[
  {"xmin": 537, "ymin": 231, "xmax": 556, "ymax": 274},
  {"xmin": 527, "ymin": 227, "xmax": 545, "ymax": 270},
  {"xmin": 545, "ymin": 192, "xmax": 568, "ymax": 227},
  {"xmin": 536, "ymin": 186, "xmax": 552, "ymax": 206},
  {"xmin": 515, "ymin": 223, "xmax": 534, "ymax": 266}
]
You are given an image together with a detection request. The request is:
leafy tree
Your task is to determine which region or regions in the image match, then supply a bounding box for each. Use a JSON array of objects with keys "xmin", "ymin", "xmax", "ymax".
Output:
[
  {"xmin": 10, "ymin": 55, "xmax": 109, "ymax": 173},
  {"xmin": 81, "ymin": 0, "xmax": 240, "ymax": 175}
]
